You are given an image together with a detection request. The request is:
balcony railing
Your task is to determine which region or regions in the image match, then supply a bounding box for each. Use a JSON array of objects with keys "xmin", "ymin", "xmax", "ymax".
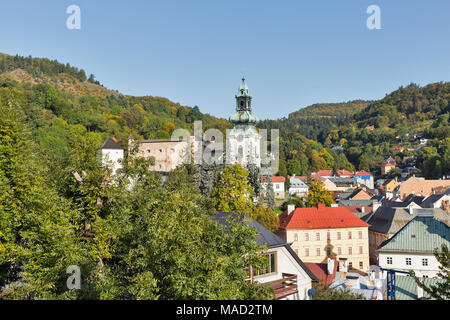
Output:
[{"xmin": 264, "ymin": 273, "xmax": 298, "ymax": 300}]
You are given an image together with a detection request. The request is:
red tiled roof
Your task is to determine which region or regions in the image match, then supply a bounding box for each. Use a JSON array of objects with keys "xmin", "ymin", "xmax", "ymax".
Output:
[
  {"xmin": 344, "ymin": 205, "xmax": 373, "ymax": 215},
  {"xmin": 271, "ymin": 176, "xmax": 286, "ymax": 183},
  {"xmin": 354, "ymin": 170, "xmax": 373, "ymax": 177},
  {"xmin": 337, "ymin": 169, "xmax": 353, "ymax": 176},
  {"xmin": 304, "ymin": 262, "xmax": 337, "ymax": 286},
  {"xmin": 279, "ymin": 206, "xmax": 369, "ymax": 230},
  {"xmin": 383, "ymin": 163, "xmax": 395, "ymax": 167},
  {"xmin": 315, "ymin": 170, "xmax": 333, "ymax": 176}
]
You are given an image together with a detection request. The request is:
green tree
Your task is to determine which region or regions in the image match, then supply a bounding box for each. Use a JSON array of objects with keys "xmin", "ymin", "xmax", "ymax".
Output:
[
  {"xmin": 213, "ymin": 164, "xmax": 254, "ymax": 214},
  {"xmin": 306, "ymin": 178, "xmax": 334, "ymax": 207},
  {"xmin": 410, "ymin": 244, "xmax": 450, "ymax": 300}
]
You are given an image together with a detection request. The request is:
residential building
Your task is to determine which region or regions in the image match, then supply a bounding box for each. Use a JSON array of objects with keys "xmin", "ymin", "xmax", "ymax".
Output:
[
  {"xmin": 380, "ymin": 178, "xmax": 399, "ymax": 194},
  {"xmin": 364, "ymin": 207, "xmax": 449, "ymax": 265},
  {"xmin": 214, "ymin": 212, "xmax": 318, "ymax": 300},
  {"xmin": 289, "ymin": 175, "xmax": 309, "ymax": 197},
  {"xmin": 313, "ymin": 170, "xmax": 333, "ymax": 178},
  {"xmin": 278, "ymin": 204, "xmax": 370, "ymax": 272},
  {"xmin": 99, "ymin": 137, "xmax": 124, "ymax": 175},
  {"xmin": 398, "ymin": 176, "xmax": 450, "ymax": 200},
  {"xmin": 377, "ymin": 212, "xmax": 450, "ymax": 278},
  {"xmin": 381, "ymin": 162, "xmax": 396, "ymax": 175},
  {"xmin": 337, "ymin": 169, "xmax": 354, "ymax": 178},
  {"xmin": 420, "ymin": 194, "xmax": 450, "ymax": 211},
  {"xmin": 354, "ymin": 170, "xmax": 374, "ymax": 189},
  {"xmin": 262, "ymin": 176, "xmax": 286, "ymax": 199}
]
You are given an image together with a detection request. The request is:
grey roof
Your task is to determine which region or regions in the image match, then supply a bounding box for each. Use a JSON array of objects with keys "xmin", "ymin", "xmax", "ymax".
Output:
[
  {"xmin": 336, "ymin": 199, "xmax": 373, "ymax": 207},
  {"xmin": 214, "ymin": 212, "xmax": 318, "ymax": 282},
  {"xmin": 386, "ymin": 276, "xmax": 444, "ymax": 300},
  {"xmin": 421, "ymin": 194, "xmax": 445, "ymax": 208},
  {"xmin": 387, "ymin": 195, "xmax": 425, "ymax": 209},
  {"xmin": 366, "ymin": 207, "xmax": 449, "ymax": 236},
  {"xmin": 289, "ymin": 176, "xmax": 308, "ymax": 188},
  {"xmin": 377, "ymin": 214, "xmax": 450, "ymax": 254},
  {"xmin": 100, "ymin": 138, "xmax": 124, "ymax": 150}
]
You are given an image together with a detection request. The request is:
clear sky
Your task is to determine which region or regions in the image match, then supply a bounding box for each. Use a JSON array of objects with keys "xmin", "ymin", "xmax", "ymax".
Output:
[{"xmin": 1, "ymin": 1, "xmax": 450, "ymax": 120}]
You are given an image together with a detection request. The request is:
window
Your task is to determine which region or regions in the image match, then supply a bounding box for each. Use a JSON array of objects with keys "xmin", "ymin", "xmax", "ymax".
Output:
[
  {"xmin": 327, "ymin": 232, "xmax": 331, "ymax": 240},
  {"xmin": 422, "ymin": 258, "xmax": 428, "ymax": 267},
  {"xmin": 406, "ymin": 258, "xmax": 412, "ymax": 266},
  {"xmin": 304, "ymin": 233, "xmax": 309, "ymax": 241},
  {"xmin": 316, "ymin": 232, "xmax": 320, "ymax": 241},
  {"xmin": 348, "ymin": 247, "xmax": 352, "ymax": 255},
  {"xmin": 337, "ymin": 232, "xmax": 341, "ymax": 240},
  {"xmin": 387, "ymin": 257, "xmax": 393, "ymax": 265},
  {"xmin": 349, "ymin": 262, "xmax": 353, "ymax": 269},
  {"xmin": 294, "ymin": 233, "xmax": 298, "ymax": 241},
  {"xmin": 359, "ymin": 246, "xmax": 363, "ymax": 254},
  {"xmin": 348, "ymin": 231, "xmax": 352, "ymax": 240},
  {"xmin": 359, "ymin": 261, "xmax": 363, "ymax": 269},
  {"xmin": 326, "ymin": 247, "xmax": 331, "ymax": 256},
  {"xmin": 252, "ymin": 253, "xmax": 276, "ymax": 277},
  {"xmin": 305, "ymin": 248, "xmax": 309, "ymax": 257},
  {"xmin": 337, "ymin": 247, "xmax": 342, "ymax": 255},
  {"xmin": 276, "ymin": 184, "xmax": 280, "ymax": 190},
  {"xmin": 358, "ymin": 231, "xmax": 363, "ymax": 239},
  {"xmin": 316, "ymin": 248, "xmax": 321, "ymax": 256}
]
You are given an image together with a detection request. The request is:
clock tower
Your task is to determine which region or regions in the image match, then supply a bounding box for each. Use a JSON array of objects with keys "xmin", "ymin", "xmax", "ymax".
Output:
[{"xmin": 227, "ymin": 77, "xmax": 261, "ymax": 167}]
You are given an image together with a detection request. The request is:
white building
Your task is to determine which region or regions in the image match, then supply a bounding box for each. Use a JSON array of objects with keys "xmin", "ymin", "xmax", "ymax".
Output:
[
  {"xmin": 262, "ymin": 176, "xmax": 286, "ymax": 199},
  {"xmin": 289, "ymin": 175, "xmax": 309, "ymax": 197},
  {"xmin": 100, "ymin": 138, "xmax": 124, "ymax": 175},
  {"xmin": 214, "ymin": 212, "xmax": 318, "ymax": 300},
  {"xmin": 377, "ymin": 211, "xmax": 450, "ymax": 278}
]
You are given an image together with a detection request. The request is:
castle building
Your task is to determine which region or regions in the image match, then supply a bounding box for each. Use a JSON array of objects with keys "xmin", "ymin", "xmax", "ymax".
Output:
[{"xmin": 226, "ymin": 77, "xmax": 261, "ymax": 167}]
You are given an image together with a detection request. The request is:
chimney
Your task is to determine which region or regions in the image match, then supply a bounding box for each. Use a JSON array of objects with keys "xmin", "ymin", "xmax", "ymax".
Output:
[
  {"xmin": 327, "ymin": 257, "xmax": 335, "ymax": 275},
  {"xmin": 287, "ymin": 205, "xmax": 295, "ymax": 214},
  {"xmin": 361, "ymin": 206, "xmax": 365, "ymax": 213},
  {"xmin": 372, "ymin": 200, "xmax": 381, "ymax": 212},
  {"xmin": 417, "ymin": 285, "xmax": 424, "ymax": 299}
]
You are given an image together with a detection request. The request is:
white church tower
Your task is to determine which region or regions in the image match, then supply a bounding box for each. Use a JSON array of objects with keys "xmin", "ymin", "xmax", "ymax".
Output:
[{"xmin": 227, "ymin": 77, "xmax": 261, "ymax": 167}]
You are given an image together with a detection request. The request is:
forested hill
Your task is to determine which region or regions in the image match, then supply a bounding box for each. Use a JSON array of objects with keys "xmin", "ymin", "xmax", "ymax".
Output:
[
  {"xmin": 0, "ymin": 53, "xmax": 231, "ymax": 148},
  {"xmin": 259, "ymin": 83, "xmax": 449, "ymax": 179}
]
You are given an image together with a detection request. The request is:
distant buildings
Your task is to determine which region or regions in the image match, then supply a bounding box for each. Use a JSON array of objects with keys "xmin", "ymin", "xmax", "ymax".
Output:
[
  {"xmin": 354, "ymin": 170, "xmax": 374, "ymax": 190},
  {"xmin": 278, "ymin": 204, "xmax": 370, "ymax": 272},
  {"xmin": 288, "ymin": 175, "xmax": 309, "ymax": 197},
  {"xmin": 398, "ymin": 176, "xmax": 450, "ymax": 200},
  {"xmin": 99, "ymin": 137, "xmax": 124, "ymax": 175},
  {"xmin": 262, "ymin": 176, "xmax": 286, "ymax": 199},
  {"xmin": 381, "ymin": 162, "xmax": 396, "ymax": 175}
]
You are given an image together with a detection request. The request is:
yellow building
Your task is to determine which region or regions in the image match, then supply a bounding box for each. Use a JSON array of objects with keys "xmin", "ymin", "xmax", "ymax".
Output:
[
  {"xmin": 278, "ymin": 204, "xmax": 370, "ymax": 272},
  {"xmin": 382, "ymin": 178, "xmax": 399, "ymax": 193}
]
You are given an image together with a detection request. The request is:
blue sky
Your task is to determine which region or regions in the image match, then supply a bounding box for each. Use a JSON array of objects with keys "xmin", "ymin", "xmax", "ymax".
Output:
[{"xmin": 1, "ymin": 1, "xmax": 450, "ymax": 120}]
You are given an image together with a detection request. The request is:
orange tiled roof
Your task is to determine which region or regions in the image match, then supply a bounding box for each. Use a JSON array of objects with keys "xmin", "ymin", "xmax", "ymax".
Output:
[
  {"xmin": 354, "ymin": 170, "xmax": 373, "ymax": 177},
  {"xmin": 315, "ymin": 170, "xmax": 333, "ymax": 176},
  {"xmin": 279, "ymin": 205, "xmax": 369, "ymax": 230},
  {"xmin": 271, "ymin": 176, "xmax": 286, "ymax": 183}
]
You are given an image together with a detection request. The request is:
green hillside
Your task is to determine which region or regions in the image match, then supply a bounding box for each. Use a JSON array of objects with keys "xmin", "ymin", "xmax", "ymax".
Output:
[{"xmin": 259, "ymin": 84, "xmax": 449, "ymax": 179}]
